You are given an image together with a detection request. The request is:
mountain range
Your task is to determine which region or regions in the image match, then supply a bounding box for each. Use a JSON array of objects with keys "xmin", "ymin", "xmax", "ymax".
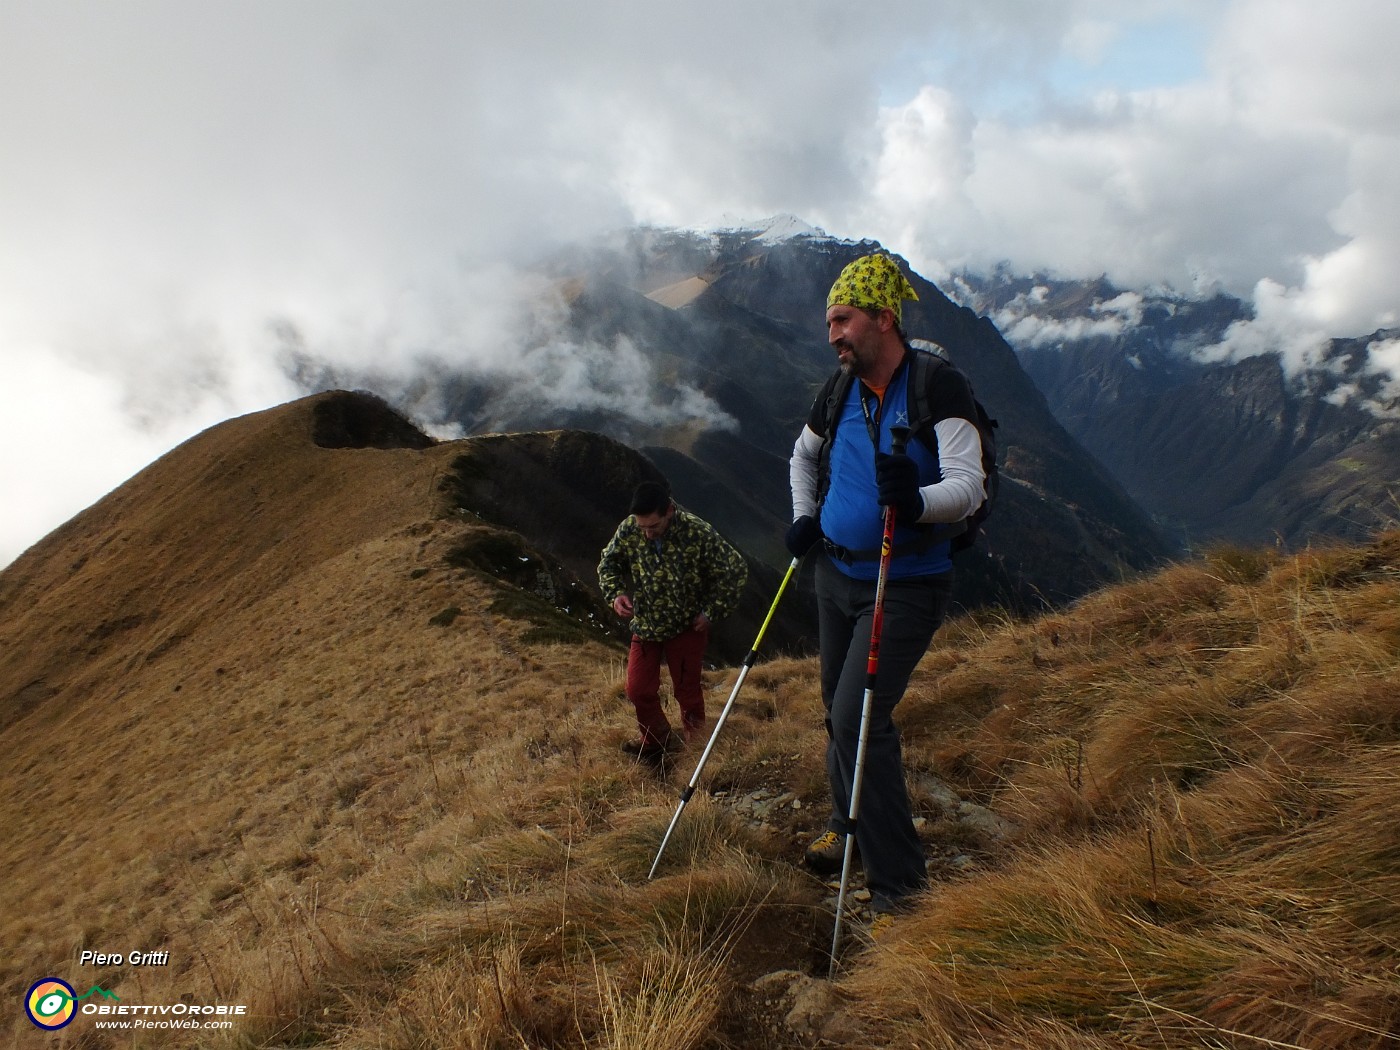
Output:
[
  {"xmin": 293, "ymin": 220, "xmax": 1175, "ymax": 615},
  {"xmin": 288, "ymin": 217, "xmax": 1400, "ymax": 612},
  {"xmin": 955, "ymin": 269, "xmax": 1400, "ymax": 550}
]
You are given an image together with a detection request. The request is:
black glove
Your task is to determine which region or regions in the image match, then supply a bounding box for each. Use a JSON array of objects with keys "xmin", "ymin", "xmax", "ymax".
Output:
[
  {"xmin": 785, "ymin": 514, "xmax": 823, "ymax": 558},
  {"xmin": 875, "ymin": 452, "xmax": 925, "ymax": 522}
]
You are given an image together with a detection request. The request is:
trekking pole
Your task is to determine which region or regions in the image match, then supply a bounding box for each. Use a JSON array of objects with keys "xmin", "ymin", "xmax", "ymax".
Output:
[
  {"xmin": 648, "ymin": 556, "xmax": 801, "ymax": 879},
  {"xmin": 829, "ymin": 425, "xmax": 910, "ymax": 978}
]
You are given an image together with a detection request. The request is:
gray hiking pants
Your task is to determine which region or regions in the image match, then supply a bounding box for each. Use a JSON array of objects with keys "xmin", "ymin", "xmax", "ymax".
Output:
[{"xmin": 816, "ymin": 556, "xmax": 953, "ymax": 913}]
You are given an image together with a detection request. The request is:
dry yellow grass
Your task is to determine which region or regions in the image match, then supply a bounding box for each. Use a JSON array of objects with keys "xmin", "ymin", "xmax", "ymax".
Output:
[
  {"xmin": 846, "ymin": 535, "xmax": 1400, "ymax": 1048},
  {"xmin": 0, "ymin": 394, "xmax": 826, "ymax": 1049},
  {"xmin": 2, "ymin": 393, "xmax": 1397, "ymax": 1048}
]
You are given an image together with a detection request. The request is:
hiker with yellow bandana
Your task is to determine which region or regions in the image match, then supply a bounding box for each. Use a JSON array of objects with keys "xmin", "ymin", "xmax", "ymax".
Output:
[{"xmin": 786, "ymin": 252, "xmax": 988, "ymax": 928}]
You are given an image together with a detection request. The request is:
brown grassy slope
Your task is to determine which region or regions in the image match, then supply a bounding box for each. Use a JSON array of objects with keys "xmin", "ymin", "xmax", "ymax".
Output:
[
  {"xmin": 1, "ymin": 391, "xmax": 439, "ymax": 728},
  {"xmin": 0, "ymin": 394, "xmax": 490, "ymax": 966},
  {"xmin": 848, "ymin": 536, "xmax": 1400, "ymax": 1049},
  {"xmin": 3, "ymin": 389, "xmax": 1398, "ymax": 1049},
  {"xmin": 0, "ymin": 392, "xmax": 832, "ymax": 1049}
]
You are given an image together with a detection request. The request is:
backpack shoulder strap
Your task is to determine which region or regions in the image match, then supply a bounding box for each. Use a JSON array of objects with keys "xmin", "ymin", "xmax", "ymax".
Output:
[
  {"xmin": 813, "ymin": 367, "xmax": 854, "ymax": 510},
  {"xmin": 812, "ymin": 367, "xmax": 854, "ymax": 438},
  {"xmin": 905, "ymin": 342, "xmax": 952, "ymax": 448}
]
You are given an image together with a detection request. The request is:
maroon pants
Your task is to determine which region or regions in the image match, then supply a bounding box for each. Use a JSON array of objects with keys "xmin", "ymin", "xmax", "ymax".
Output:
[{"xmin": 626, "ymin": 625, "xmax": 708, "ymax": 744}]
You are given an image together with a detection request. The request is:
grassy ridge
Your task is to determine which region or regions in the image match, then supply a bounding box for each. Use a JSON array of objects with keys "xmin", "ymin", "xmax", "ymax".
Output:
[
  {"xmin": 2, "ymin": 392, "xmax": 1396, "ymax": 1047},
  {"xmin": 5, "ymin": 533, "xmax": 1394, "ymax": 1047}
]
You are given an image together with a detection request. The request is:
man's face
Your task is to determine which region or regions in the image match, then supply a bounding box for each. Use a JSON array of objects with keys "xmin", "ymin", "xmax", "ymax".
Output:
[
  {"xmin": 827, "ymin": 304, "xmax": 883, "ymax": 377},
  {"xmin": 635, "ymin": 503, "xmax": 674, "ymax": 539}
]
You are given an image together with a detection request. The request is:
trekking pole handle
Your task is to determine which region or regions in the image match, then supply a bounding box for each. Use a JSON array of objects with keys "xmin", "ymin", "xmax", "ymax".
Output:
[{"xmin": 890, "ymin": 425, "xmax": 910, "ymax": 457}]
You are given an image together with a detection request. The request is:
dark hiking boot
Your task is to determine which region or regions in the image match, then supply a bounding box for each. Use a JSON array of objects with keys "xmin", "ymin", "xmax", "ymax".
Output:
[{"xmin": 804, "ymin": 829, "xmax": 849, "ymax": 875}]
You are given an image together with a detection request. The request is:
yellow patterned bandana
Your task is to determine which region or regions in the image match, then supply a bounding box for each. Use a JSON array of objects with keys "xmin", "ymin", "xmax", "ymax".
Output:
[{"xmin": 826, "ymin": 253, "xmax": 919, "ymax": 324}]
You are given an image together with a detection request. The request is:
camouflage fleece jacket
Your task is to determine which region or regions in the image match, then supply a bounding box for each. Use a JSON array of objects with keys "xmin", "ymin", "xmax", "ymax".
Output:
[{"xmin": 597, "ymin": 506, "xmax": 748, "ymax": 642}]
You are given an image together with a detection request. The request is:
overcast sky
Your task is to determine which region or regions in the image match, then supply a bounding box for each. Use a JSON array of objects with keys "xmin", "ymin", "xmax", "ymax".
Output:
[{"xmin": 3, "ymin": 0, "xmax": 1398, "ymax": 566}]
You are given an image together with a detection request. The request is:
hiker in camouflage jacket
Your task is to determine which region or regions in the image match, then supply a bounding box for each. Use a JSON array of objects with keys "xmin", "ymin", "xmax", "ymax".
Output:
[{"xmin": 598, "ymin": 478, "xmax": 747, "ymax": 763}]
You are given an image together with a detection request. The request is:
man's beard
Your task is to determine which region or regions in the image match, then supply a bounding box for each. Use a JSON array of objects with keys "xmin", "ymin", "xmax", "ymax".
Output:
[{"xmin": 835, "ymin": 341, "xmax": 867, "ymax": 377}]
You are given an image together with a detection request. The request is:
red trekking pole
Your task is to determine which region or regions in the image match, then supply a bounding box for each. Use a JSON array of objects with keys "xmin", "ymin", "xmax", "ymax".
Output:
[{"xmin": 829, "ymin": 425, "xmax": 910, "ymax": 977}]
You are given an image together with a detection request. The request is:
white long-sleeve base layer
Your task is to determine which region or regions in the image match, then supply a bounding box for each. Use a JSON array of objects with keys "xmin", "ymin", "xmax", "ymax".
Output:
[{"xmin": 789, "ymin": 418, "xmax": 986, "ymax": 524}]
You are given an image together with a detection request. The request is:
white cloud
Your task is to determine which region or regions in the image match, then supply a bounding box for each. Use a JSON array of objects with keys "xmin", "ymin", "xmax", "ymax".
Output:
[
  {"xmin": 501, "ymin": 336, "xmax": 739, "ymax": 433},
  {"xmin": 0, "ymin": 342, "xmax": 295, "ymax": 565},
  {"xmin": 273, "ymin": 271, "xmax": 738, "ymax": 436},
  {"xmin": 1194, "ymin": 278, "xmax": 1333, "ymax": 375},
  {"xmin": 991, "ymin": 286, "xmax": 1146, "ymax": 348},
  {"xmin": 1221, "ymin": 0, "xmax": 1400, "ymax": 138},
  {"xmin": 1364, "ymin": 338, "xmax": 1400, "ymax": 414},
  {"xmin": 854, "ymin": 0, "xmax": 1400, "ymax": 403},
  {"xmin": 864, "ymin": 61, "xmax": 1351, "ymax": 296},
  {"xmin": 3, "ymin": 0, "xmax": 1400, "ymax": 563}
]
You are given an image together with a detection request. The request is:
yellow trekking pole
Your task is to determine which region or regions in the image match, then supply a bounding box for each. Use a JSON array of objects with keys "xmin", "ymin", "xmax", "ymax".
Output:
[{"xmin": 648, "ymin": 557, "xmax": 800, "ymax": 879}]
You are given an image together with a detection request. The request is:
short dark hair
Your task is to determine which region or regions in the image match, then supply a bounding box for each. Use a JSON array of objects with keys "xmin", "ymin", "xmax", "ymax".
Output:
[{"xmin": 630, "ymin": 480, "xmax": 671, "ymax": 517}]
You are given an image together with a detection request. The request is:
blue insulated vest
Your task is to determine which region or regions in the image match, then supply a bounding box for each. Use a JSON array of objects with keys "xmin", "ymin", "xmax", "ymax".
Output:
[{"xmin": 819, "ymin": 362, "xmax": 952, "ymax": 581}]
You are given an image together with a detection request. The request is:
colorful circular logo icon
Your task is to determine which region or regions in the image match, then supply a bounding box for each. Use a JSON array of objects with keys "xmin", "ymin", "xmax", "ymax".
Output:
[{"xmin": 26, "ymin": 978, "xmax": 77, "ymax": 1029}]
